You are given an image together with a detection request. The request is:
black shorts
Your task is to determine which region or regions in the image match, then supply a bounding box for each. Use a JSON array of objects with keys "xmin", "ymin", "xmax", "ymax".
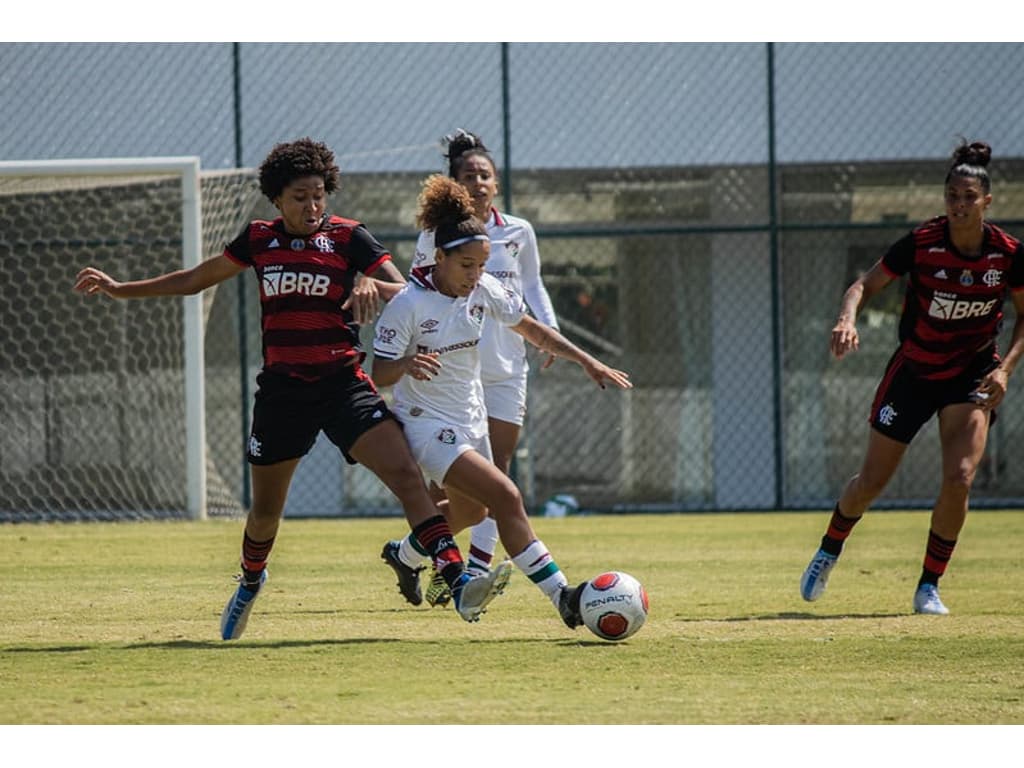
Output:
[
  {"xmin": 247, "ymin": 366, "xmax": 397, "ymax": 466},
  {"xmin": 868, "ymin": 347, "xmax": 998, "ymax": 444}
]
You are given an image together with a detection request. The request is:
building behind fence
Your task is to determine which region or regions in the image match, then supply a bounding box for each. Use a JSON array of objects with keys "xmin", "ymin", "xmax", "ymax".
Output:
[{"xmin": 2, "ymin": 43, "xmax": 1023, "ymax": 519}]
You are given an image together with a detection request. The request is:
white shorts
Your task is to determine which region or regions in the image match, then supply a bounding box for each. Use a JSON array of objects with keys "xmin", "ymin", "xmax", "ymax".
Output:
[
  {"xmin": 482, "ymin": 372, "xmax": 528, "ymax": 426},
  {"xmin": 401, "ymin": 415, "xmax": 493, "ymax": 487}
]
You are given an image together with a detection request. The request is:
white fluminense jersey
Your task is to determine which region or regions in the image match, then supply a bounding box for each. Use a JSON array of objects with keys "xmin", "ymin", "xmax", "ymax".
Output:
[
  {"xmin": 411, "ymin": 208, "xmax": 558, "ymax": 383},
  {"xmin": 373, "ymin": 271, "xmax": 526, "ymax": 436}
]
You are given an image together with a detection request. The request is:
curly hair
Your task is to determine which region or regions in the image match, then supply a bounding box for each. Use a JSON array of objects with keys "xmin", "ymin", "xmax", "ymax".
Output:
[
  {"xmin": 258, "ymin": 137, "xmax": 340, "ymax": 201},
  {"xmin": 442, "ymin": 128, "xmax": 496, "ymax": 178},
  {"xmin": 416, "ymin": 174, "xmax": 486, "ymax": 250},
  {"xmin": 946, "ymin": 138, "xmax": 992, "ymax": 193}
]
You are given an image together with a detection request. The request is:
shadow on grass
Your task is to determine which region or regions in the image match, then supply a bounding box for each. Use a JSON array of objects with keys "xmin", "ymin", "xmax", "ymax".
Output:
[
  {"xmin": 3, "ymin": 636, "xmax": 619, "ymax": 652},
  {"xmin": 678, "ymin": 611, "xmax": 907, "ymax": 622}
]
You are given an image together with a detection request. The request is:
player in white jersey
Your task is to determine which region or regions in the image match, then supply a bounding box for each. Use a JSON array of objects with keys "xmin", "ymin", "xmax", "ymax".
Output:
[
  {"xmin": 374, "ymin": 174, "xmax": 632, "ymax": 629},
  {"xmin": 386, "ymin": 129, "xmax": 560, "ymax": 606}
]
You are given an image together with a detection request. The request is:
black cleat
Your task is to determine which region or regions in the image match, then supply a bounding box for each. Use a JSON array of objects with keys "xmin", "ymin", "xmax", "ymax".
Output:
[
  {"xmin": 558, "ymin": 581, "xmax": 587, "ymax": 629},
  {"xmin": 381, "ymin": 540, "xmax": 424, "ymax": 606}
]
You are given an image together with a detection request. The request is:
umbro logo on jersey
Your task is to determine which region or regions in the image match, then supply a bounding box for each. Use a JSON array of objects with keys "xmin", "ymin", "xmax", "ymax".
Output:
[{"xmin": 420, "ymin": 319, "xmax": 439, "ymax": 331}]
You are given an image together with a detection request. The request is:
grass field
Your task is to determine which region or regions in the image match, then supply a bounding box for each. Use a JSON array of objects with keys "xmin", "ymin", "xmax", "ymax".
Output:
[{"xmin": 2, "ymin": 510, "xmax": 1022, "ymax": 738}]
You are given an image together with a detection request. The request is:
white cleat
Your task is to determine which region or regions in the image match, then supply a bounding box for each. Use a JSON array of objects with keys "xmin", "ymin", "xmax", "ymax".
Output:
[
  {"xmin": 913, "ymin": 583, "xmax": 950, "ymax": 615},
  {"xmin": 452, "ymin": 560, "xmax": 512, "ymax": 622},
  {"xmin": 800, "ymin": 548, "xmax": 838, "ymax": 602}
]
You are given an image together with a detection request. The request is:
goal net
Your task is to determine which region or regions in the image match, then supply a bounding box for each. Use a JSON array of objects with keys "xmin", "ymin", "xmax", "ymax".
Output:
[{"xmin": 0, "ymin": 158, "xmax": 263, "ymax": 522}]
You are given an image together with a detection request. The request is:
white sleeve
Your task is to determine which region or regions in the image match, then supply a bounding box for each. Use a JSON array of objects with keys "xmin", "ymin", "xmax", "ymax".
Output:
[
  {"xmin": 409, "ymin": 229, "xmax": 436, "ymax": 276},
  {"xmin": 372, "ymin": 289, "xmax": 415, "ymax": 360},
  {"xmin": 482, "ymin": 274, "xmax": 526, "ymax": 328},
  {"xmin": 518, "ymin": 220, "xmax": 559, "ymax": 330}
]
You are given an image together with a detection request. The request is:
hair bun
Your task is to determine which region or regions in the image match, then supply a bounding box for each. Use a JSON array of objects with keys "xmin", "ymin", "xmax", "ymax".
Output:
[
  {"xmin": 442, "ymin": 128, "xmax": 488, "ymax": 161},
  {"xmin": 954, "ymin": 140, "xmax": 992, "ymax": 168}
]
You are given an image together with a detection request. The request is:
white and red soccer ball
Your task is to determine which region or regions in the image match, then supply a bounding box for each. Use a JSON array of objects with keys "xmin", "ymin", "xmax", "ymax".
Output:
[{"xmin": 579, "ymin": 571, "xmax": 649, "ymax": 641}]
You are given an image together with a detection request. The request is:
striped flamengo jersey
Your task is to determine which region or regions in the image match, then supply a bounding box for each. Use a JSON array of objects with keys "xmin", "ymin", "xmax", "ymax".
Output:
[
  {"xmin": 882, "ymin": 216, "xmax": 1024, "ymax": 380},
  {"xmin": 224, "ymin": 215, "xmax": 392, "ymax": 381}
]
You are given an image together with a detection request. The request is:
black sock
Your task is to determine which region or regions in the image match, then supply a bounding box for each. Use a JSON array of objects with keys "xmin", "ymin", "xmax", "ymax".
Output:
[{"xmin": 411, "ymin": 515, "xmax": 465, "ymax": 589}]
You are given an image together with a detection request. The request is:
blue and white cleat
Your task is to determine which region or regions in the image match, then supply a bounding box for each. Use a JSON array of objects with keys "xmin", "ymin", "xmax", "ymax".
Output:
[
  {"xmin": 800, "ymin": 548, "xmax": 838, "ymax": 602},
  {"xmin": 220, "ymin": 569, "xmax": 268, "ymax": 640},
  {"xmin": 451, "ymin": 560, "xmax": 513, "ymax": 622},
  {"xmin": 913, "ymin": 583, "xmax": 950, "ymax": 615}
]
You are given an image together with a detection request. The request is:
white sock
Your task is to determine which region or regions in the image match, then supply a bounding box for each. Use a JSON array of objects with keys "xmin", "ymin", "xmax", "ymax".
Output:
[
  {"xmin": 398, "ymin": 534, "xmax": 429, "ymax": 569},
  {"xmin": 511, "ymin": 539, "xmax": 568, "ymax": 605},
  {"xmin": 467, "ymin": 515, "xmax": 500, "ymax": 574}
]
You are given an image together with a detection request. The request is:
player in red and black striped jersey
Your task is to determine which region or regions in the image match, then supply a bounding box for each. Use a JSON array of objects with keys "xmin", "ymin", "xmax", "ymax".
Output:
[
  {"xmin": 74, "ymin": 138, "xmax": 503, "ymax": 639},
  {"xmin": 224, "ymin": 213, "xmax": 394, "ymax": 382},
  {"xmin": 799, "ymin": 140, "xmax": 1024, "ymax": 615}
]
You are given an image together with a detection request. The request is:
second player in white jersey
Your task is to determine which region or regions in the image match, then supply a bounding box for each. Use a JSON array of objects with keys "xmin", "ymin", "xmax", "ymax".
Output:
[{"xmin": 411, "ymin": 209, "xmax": 558, "ymax": 393}]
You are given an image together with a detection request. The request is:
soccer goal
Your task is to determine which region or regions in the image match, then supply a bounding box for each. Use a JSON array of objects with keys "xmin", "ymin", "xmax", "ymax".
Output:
[{"xmin": 0, "ymin": 157, "xmax": 262, "ymax": 522}]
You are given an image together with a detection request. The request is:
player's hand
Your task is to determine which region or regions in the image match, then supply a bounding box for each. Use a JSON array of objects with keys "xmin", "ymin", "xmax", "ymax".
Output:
[
  {"xmin": 405, "ymin": 352, "xmax": 441, "ymax": 381},
  {"xmin": 73, "ymin": 267, "xmax": 123, "ymax": 298},
  {"xmin": 583, "ymin": 361, "xmax": 632, "ymax": 390},
  {"xmin": 830, "ymin": 318, "xmax": 859, "ymax": 360},
  {"xmin": 342, "ymin": 275, "xmax": 381, "ymax": 325},
  {"xmin": 540, "ymin": 353, "xmax": 557, "ymax": 370},
  {"xmin": 971, "ymin": 368, "xmax": 1008, "ymax": 411}
]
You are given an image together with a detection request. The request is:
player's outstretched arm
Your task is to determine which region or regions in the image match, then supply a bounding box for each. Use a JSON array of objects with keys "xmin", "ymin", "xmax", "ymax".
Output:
[
  {"xmin": 73, "ymin": 254, "xmax": 244, "ymax": 300},
  {"xmin": 511, "ymin": 315, "xmax": 631, "ymax": 390}
]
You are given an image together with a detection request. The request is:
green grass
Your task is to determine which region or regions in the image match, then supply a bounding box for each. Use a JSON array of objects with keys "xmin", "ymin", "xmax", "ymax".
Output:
[{"xmin": 2, "ymin": 511, "xmax": 1022, "ymax": 725}]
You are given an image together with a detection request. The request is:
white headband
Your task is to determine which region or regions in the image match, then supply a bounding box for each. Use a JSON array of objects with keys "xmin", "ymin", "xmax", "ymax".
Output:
[{"xmin": 440, "ymin": 234, "xmax": 488, "ymax": 251}]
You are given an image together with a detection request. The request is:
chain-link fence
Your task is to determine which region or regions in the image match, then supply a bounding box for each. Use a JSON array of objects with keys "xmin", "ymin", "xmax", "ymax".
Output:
[{"xmin": 2, "ymin": 42, "xmax": 1023, "ymax": 519}]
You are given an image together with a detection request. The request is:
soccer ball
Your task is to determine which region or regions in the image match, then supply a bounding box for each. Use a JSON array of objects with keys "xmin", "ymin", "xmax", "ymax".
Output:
[{"xmin": 579, "ymin": 571, "xmax": 649, "ymax": 641}]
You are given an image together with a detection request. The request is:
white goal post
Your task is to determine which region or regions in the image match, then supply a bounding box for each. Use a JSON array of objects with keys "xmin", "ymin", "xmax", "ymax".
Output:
[{"xmin": 0, "ymin": 157, "xmax": 207, "ymax": 520}]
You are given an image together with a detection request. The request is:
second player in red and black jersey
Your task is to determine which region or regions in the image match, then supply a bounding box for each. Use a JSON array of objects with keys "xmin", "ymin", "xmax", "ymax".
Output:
[
  {"xmin": 225, "ymin": 214, "xmax": 392, "ymax": 381},
  {"xmin": 882, "ymin": 215, "xmax": 1024, "ymax": 380},
  {"xmin": 798, "ymin": 140, "xmax": 1024, "ymax": 618}
]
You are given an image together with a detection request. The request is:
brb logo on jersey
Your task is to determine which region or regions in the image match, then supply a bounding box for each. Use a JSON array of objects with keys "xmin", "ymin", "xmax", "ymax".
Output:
[
  {"xmin": 261, "ymin": 270, "xmax": 331, "ymax": 297},
  {"xmin": 928, "ymin": 291, "xmax": 999, "ymax": 321}
]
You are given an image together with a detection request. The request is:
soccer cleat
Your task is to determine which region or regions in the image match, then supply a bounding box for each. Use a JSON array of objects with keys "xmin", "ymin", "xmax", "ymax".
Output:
[
  {"xmin": 558, "ymin": 582, "xmax": 586, "ymax": 629},
  {"xmin": 451, "ymin": 559, "xmax": 513, "ymax": 622},
  {"xmin": 913, "ymin": 583, "xmax": 950, "ymax": 615},
  {"xmin": 220, "ymin": 569, "xmax": 268, "ymax": 641},
  {"xmin": 381, "ymin": 540, "xmax": 425, "ymax": 606},
  {"xmin": 424, "ymin": 566, "xmax": 452, "ymax": 607},
  {"xmin": 800, "ymin": 548, "xmax": 838, "ymax": 602}
]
